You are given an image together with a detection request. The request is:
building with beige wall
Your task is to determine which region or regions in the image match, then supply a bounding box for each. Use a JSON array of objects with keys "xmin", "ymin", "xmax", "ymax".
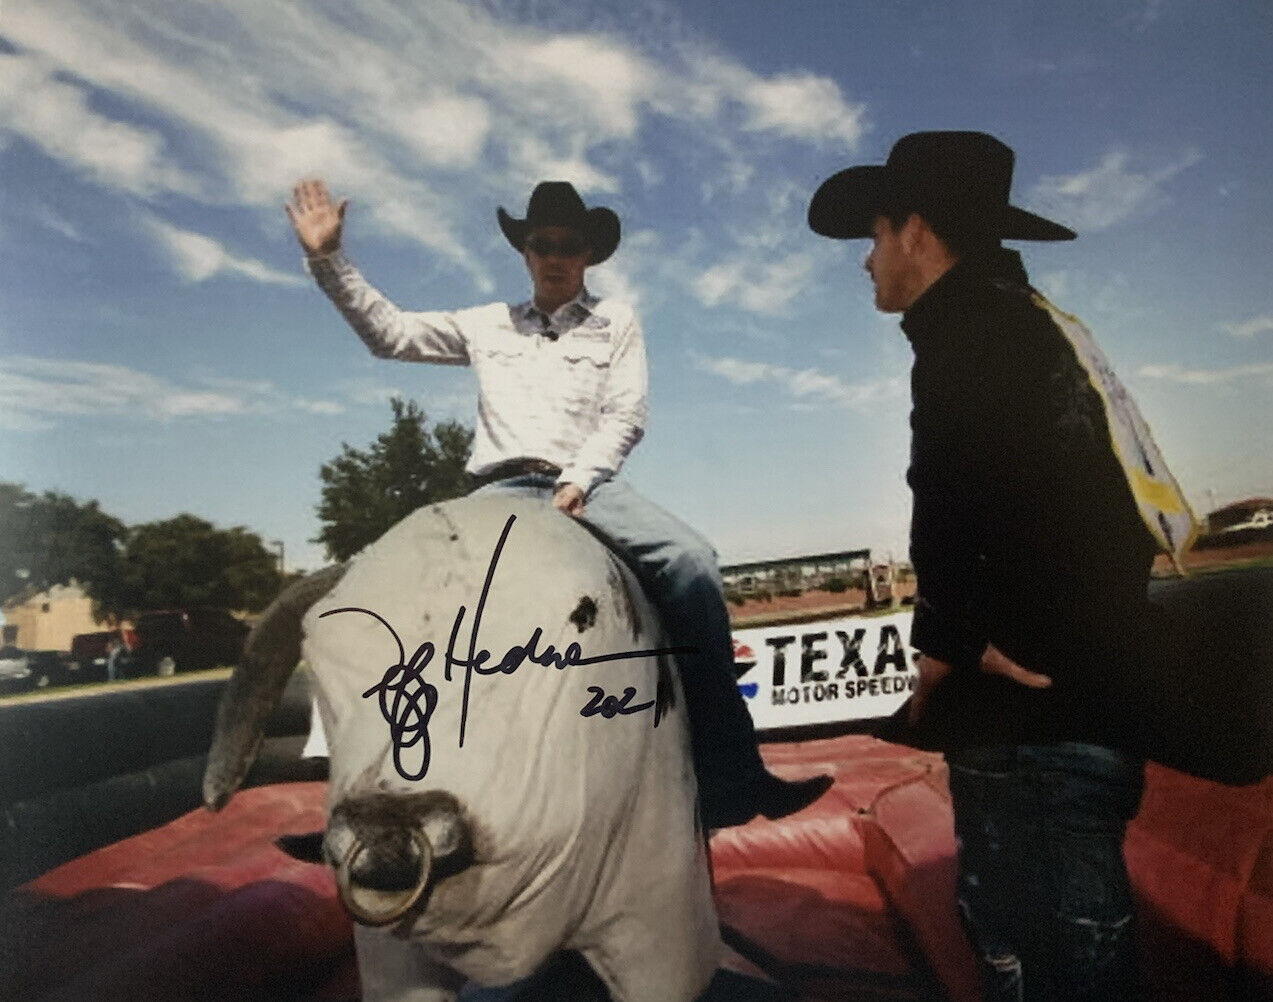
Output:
[{"xmin": 1, "ymin": 582, "xmax": 103, "ymax": 652}]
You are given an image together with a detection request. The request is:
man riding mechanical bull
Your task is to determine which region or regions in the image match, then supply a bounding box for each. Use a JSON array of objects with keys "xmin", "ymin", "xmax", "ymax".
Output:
[
  {"xmin": 284, "ymin": 176, "xmax": 830, "ymax": 831},
  {"xmin": 203, "ymin": 180, "xmax": 832, "ymax": 1002}
]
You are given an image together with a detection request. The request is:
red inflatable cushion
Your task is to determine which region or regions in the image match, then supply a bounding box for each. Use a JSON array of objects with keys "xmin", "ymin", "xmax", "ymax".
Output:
[
  {"xmin": 715, "ymin": 868, "xmax": 911, "ymax": 977},
  {"xmin": 710, "ymin": 736, "xmax": 971, "ymax": 1001},
  {"xmin": 1125, "ymin": 763, "xmax": 1273, "ymax": 1001},
  {"xmin": 5, "ymin": 782, "xmax": 357, "ymax": 1002}
]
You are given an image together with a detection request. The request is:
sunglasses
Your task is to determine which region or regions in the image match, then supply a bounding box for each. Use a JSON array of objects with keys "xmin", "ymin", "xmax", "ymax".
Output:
[{"xmin": 525, "ymin": 234, "xmax": 589, "ymax": 258}]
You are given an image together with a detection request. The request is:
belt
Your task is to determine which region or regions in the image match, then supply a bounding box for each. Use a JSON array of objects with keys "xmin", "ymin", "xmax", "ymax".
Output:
[{"xmin": 472, "ymin": 457, "xmax": 562, "ymax": 487}]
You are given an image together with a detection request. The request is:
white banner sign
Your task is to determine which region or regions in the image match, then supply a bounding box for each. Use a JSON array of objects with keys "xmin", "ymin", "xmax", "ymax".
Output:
[{"xmin": 731, "ymin": 609, "xmax": 918, "ymax": 730}]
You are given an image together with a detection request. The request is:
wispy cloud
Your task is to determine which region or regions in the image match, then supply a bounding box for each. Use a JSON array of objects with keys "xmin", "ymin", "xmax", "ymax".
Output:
[
  {"xmin": 386, "ymin": 92, "xmax": 492, "ymax": 168},
  {"xmin": 1123, "ymin": 0, "xmax": 1168, "ymax": 33},
  {"xmin": 337, "ymin": 378, "xmax": 471, "ymax": 417},
  {"xmin": 30, "ymin": 203, "xmax": 91, "ymax": 244},
  {"xmin": 589, "ymin": 260, "xmax": 643, "ymax": 310},
  {"xmin": 1138, "ymin": 360, "xmax": 1273, "ymax": 385},
  {"xmin": 296, "ymin": 399, "xmax": 348, "ymax": 415},
  {"xmin": 340, "ymin": 378, "xmax": 409, "ymax": 409},
  {"xmin": 1027, "ymin": 148, "xmax": 1202, "ymax": 232},
  {"xmin": 1219, "ymin": 315, "xmax": 1273, "ymax": 340},
  {"xmin": 0, "ymin": 50, "xmax": 198, "ymax": 198},
  {"xmin": 687, "ymin": 58, "xmax": 866, "ymax": 149},
  {"xmin": 1, "ymin": 0, "xmax": 869, "ymax": 302},
  {"xmin": 508, "ymin": 33, "xmax": 653, "ymax": 141},
  {"xmin": 579, "ymin": 227, "xmax": 663, "ymax": 311},
  {"xmin": 1035, "ymin": 270, "xmax": 1071, "ymax": 302},
  {"xmin": 739, "ymin": 72, "xmax": 866, "ymax": 148},
  {"xmin": 693, "ymin": 252, "xmax": 815, "ymax": 314},
  {"xmin": 145, "ymin": 218, "xmax": 304, "ymax": 286},
  {"xmin": 1032, "ymin": 269, "xmax": 1144, "ymax": 328},
  {"xmin": 694, "ymin": 353, "xmax": 903, "ymax": 409},
  {"xmin": 0, "ymin": 355, "xmax": 347, "ymax": 427}
]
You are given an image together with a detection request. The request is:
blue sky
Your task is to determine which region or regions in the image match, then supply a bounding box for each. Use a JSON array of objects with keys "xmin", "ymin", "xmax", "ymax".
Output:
[{"xmin": 1, "ymin": 0, "xmax": 1270, "ymax": 573}]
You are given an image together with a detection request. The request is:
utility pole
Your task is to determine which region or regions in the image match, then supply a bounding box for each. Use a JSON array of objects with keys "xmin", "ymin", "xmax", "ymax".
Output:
[{"xmin": 272, "ymin": 540, "xmax": 285, "ymax": 574}]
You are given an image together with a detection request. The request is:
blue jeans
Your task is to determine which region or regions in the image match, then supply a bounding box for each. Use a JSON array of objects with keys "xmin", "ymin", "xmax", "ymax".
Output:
[
  {"xmin": 947, "ymin": 743, "xmax": 1145, "ymax": 1002},
  {"xmin": 472, "ymin": 475, "xmax": 764, "ymax": 791}
]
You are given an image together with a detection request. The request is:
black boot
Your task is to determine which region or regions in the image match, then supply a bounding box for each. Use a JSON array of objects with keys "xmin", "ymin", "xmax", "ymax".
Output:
[{"xmin": 700, "ymin": 771, "xmax": 834, "ymax": 830}]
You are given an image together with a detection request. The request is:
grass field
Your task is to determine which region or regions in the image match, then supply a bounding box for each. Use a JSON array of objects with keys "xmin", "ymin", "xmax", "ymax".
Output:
[{"xmin": 0, "ymin": 666, "xmax": 234, "ymax": 705}]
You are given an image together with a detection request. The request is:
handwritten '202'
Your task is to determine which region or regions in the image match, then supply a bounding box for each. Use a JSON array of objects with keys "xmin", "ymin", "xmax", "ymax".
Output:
[{"xmin": 321, "ymin": 514, "xmax": 694, "ymax": 782}]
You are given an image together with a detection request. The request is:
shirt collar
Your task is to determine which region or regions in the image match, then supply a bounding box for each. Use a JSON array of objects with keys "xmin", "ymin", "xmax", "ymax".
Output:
[
  {"xmin": 901, "ymin": 248, "xmax": 1030, "ymax": 345},
  {"xmin": 517, "ymin": 287, "xmax": 599, "ymax": 327}
]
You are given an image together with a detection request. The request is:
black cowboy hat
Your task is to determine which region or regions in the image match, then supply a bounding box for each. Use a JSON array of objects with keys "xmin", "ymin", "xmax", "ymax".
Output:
[
  {"xmin": 808, "ymin": 131, "xmax": 1075, "ymax": 243},
  {"xmin": 497, "ymin": 181, "xmax": 621, "ymax": 265}
]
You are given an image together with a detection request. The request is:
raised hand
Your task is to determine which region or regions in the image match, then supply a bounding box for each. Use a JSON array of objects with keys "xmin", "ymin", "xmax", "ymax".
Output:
[{"xmin": 285, "ymin": 178, "xmax": 348, "ymax": 256}]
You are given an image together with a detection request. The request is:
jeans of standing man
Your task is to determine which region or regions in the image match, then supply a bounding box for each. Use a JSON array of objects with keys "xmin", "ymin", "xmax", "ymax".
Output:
[
  {"xmin": 947, "ymin": 742, "xmax": 1145, "ymax": 1002},
  {"xmin": 471, "ymin": 474, "xmax": 766, "ymax": 793}
]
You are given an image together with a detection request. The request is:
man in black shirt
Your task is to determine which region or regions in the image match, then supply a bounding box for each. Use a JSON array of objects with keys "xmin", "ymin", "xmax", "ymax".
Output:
[{"xmin": 808, "ymin": 131, "xmax": 1194, "ymax": 1001}]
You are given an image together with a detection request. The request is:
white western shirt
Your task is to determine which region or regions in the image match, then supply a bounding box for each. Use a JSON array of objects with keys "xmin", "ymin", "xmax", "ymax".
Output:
[{"xmin": 306, "ymin": 250, "xmax": 648, "ymax": 495}]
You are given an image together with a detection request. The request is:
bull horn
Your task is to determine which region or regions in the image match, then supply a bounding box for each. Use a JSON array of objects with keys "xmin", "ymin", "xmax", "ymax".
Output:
[{"xmin": 202, "ymin": 563, "xmax": 347, "ymax": 810}]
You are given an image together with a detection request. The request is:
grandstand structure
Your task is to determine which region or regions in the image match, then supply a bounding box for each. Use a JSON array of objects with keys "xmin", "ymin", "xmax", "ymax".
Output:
[{"xmin": 721, "ymin": 548, "xmax": 872, "ymax": 597}]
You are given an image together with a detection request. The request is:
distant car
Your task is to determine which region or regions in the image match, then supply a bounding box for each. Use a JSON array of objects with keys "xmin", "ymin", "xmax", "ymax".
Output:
[
  {"xmin": 130, "ymin": 608, "xmax": 248, "ymax": 676},
  {"xmin": 25, "ymin": 650, "xmax": 74, "ymax": 689},
  {"xmin": 0, "ymin": 648, "xmax": 91, "ymax": 693},
  {"xmin": 0, "ymin": 646, "xmax": 33, "ymax": 696}
]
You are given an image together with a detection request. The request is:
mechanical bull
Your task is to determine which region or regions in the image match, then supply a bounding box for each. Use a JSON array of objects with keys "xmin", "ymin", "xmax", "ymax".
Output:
[{"xmin": 203, "ymin": 495, "xmax": 721, "ymax": 1002}]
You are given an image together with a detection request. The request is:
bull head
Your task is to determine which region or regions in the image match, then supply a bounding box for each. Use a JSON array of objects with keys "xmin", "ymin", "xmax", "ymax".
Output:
[{"xmin": 202, "ymin": 563, "xmax": 475, "ymax": 927}]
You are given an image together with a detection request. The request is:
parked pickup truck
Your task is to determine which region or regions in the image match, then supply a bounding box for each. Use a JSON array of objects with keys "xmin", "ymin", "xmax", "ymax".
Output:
[
  {"xmin": 69, "ymin": 628, "xmax": 138, "ymax": 683},
  {"xmin": 127, "ymin": 608, "xmax": 248, "ymax": 677}
]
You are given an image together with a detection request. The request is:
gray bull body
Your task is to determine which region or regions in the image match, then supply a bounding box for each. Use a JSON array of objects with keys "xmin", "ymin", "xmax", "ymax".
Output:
[{"xmin": 204, "ymin": 495, "xmax": 720, "ymax": 1002}]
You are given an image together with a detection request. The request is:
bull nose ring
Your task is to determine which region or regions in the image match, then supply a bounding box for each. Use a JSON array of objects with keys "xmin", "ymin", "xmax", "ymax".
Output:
[{"xmin": 336, "ymin": 829, "xmax": 433, "ymax": 926}]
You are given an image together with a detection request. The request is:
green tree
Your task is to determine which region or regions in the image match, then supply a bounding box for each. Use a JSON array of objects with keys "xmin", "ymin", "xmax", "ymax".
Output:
[
  {"xmin": 0, "ymin": 482, "xmax": 36, "ymax": 602},
  {"xmin": 0, "ymin": 482, "xmax": 125, "ymax": 605},
  {"xmin": 102, "ymin": 514, "xmax": 283, "ymax": 617},
  {"xmin": 315, "ymin": 397, "xmax": 473, "ymax": 561}
]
